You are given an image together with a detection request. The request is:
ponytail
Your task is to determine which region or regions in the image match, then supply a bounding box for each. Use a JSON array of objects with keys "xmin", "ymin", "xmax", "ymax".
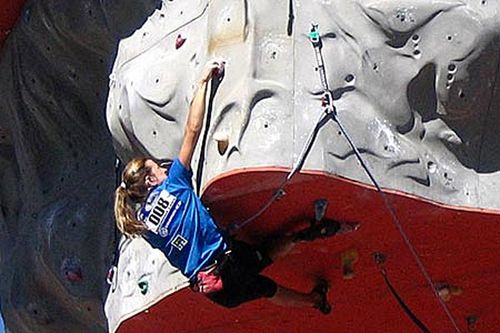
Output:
[
  {"xmin": 113, "ymin": 158, "xmax": 150, "ymax": 238},
  {"xmin": 114, "ymin": 186, "xmax": 146, "ymax": 237}
]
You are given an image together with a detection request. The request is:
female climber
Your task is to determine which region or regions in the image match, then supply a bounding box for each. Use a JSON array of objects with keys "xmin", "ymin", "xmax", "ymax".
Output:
[{"xmin": 113, "ymin": 59, "xmax": 357, "ymax": 314}]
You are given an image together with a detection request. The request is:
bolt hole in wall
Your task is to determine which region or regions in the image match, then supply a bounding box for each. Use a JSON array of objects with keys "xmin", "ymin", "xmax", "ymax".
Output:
[{"xmin": 345, "ymin": 74, "xmax": 355, "ymax": 83}]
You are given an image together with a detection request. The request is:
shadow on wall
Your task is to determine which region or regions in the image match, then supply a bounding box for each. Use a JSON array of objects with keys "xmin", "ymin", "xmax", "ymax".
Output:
[
  {"xmin": 0, "ymin": 0, "xmax": 164, "ymax": 333},
  {"xmin": 407, "ymin": 37, "xmax": 500, "ymax": 173}
]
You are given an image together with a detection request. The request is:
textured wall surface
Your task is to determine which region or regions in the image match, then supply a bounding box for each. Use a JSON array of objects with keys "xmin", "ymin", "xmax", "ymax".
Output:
[
  {"xmin": 0, "ymin": 1, "xmax": 162, "ymax": 332},
  {"xmin": 107, "ymin": 0, "xmax": 500, "ymax": 328},
  {"xmin": 1, "ymin": 0, "xmax": 500, "ymax": 332},
  {"xmin": 105, "ymin": 0, "xmax": 500, "ymax": 331},
  {"xmin": 108, "ymin": 0, "xmax": 500, "ymax": 209}
]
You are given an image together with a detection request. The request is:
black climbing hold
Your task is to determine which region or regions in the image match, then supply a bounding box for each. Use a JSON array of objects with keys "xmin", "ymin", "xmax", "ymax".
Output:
[
  {"xmin": 314, "ymin": 199, "xmax": 328, "ymax": 222},
  {"xmin": 345, "ymin": 74, "xmax": 355, "ymax": 83},
  {"xmin": 138, "ymin": 280, "xmax": 149, "ymax": 295},
  {"xmin": 466, "ymin": 314, "xmax": 478, "ymax": 332},
  {"xmin": 373, "ymin": 252, "xmax": 386, "ymax": 265}
]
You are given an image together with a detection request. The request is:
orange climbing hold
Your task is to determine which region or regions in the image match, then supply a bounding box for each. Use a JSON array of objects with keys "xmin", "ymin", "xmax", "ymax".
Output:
[
  {"xmin": 341, "ymin": 248, "xmax": 359, "ymax": 279},
  {"xmin": 436, "ymin": 283, "xmax": 463, "ymax": 302}
]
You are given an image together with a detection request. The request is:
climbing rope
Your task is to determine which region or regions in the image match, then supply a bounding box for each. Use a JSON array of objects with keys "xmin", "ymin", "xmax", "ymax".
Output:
[
  {"xmin": 229, "ymin": 93, "xmax": 331, "ymax": 231},
  {"xmin": 308, "ymin": 24, "xmax": 462, "ymax": 333},
  {"xmin": 231, "ymin": 23, "xmax": 463, "ymax": 332},
  {"xmin": 373, "ymin": 252, "xmax": 430, "ymax": 333}
]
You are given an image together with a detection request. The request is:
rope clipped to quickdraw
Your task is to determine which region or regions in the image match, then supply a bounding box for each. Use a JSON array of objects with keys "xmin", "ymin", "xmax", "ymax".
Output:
[
  {"xmin": 373, "ymin": 253, "xmax": 430, "ymax": 333},
  {"xmin": 228, "ymin": 110, "xmax": 330, "ymax": 232},
  {"xmin": 227, "ymin": 27, "xmax": 335, "ymax": 232},
  {"xmin": 309, "ymin": 24, "xmax": 462, "ymax": 332}
]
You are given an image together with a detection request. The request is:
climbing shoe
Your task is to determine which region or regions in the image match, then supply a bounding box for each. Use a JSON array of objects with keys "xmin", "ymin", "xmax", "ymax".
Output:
[
  {"xmin": 293, "ymin": 219, "xmax": 360, "ymax": 242},
  {"xmin": 312, "ymin": 279, "xmax": 331, "ymax": 315}
]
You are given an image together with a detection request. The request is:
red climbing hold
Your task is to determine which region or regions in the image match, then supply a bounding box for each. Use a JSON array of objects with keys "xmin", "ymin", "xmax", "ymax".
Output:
[
  {"xmin": 175, "ymin": 34, "xmax": 186, "ymax": 49},
  {"xmin": 62, "ymin": 257, "xmax": 83, "ymax": 282},
  {"xmin": 66, "ymin": 269, "xmax": 82, "ymax": 282}
]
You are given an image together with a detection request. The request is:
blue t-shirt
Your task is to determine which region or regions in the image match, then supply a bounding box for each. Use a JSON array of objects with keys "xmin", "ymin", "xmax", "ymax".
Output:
[{"xmin": 138, "ymin": 159, "xmax": 227, "ymax": 280}]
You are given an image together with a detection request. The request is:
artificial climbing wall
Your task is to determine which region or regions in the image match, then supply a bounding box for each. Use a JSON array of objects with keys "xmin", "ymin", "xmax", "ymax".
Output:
[
  {"xmin": 0, "ymin": 0, "xmax": 25, "ymax": 48},
  {"xmin": 0, "ymin": 1, "xmax": 162, "ymax": 332},
  {"xmin": 108, "ymin": 0, "xmax": 500, "ymax": 210},
  {"xmin": 1, "ymin": 0, "xmax": 500, "ymax": 333},
  {"xmin": 106, "ymin": 0, "xmax": 500, "ymax": 332}
]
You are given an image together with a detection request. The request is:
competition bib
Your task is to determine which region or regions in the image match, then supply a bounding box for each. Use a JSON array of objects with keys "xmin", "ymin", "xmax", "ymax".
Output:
[{"xmin": 144, "ymin": 190, "xmax": 181, "ymax": 237}]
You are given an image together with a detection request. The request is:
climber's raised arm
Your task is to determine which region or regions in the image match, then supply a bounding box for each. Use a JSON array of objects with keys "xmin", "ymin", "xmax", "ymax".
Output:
[{"xmin": 178, "ymin": 59, "xmax": 223, "ymax": 170}]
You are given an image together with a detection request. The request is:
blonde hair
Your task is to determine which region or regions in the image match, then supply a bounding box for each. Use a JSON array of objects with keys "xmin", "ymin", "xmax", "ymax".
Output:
[{"xmin": 114, "ymin": 158, "xmax": 151, "ymax": 237}]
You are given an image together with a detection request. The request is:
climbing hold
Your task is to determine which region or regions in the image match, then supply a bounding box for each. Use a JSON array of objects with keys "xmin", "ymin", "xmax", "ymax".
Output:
[
  {"xmin": 106, "ymin": 266, "xmax": 117, "ymax": 286},
  {"xmin": 435, "ymin": 282, "xmax": 463, "ymax": 302},
  {"xmin": 175, "ymin": 34, "xmax": 186, "ymax": 49},
  {"xmin": 372, "ymin": 252, "xmax": 386, "ymax": 265},
  {"xmin": 213, "ymin": 132, "xmax": 229, "ymax": 155},
  {"xmin": 138, "ymin": 277, "xmax": 150, "ymax": 295},
  {"xmin": 466, "ymin": 314, "xmax": 478, "ymax": 332},
  {"xmin": 65, "ymin": 268, "xmax": 82, "ymax": 282},
  {"xmin": 213, "ymin": 60, "xmax": 225, "ymax": 77},
  {"xmin": 341, "ymin": 248, "xmax": 359, "ymax": 279},
  {"xmin": 344, "ymin": 74, "xmax": 355, "ymax": 83},
  {"xmin": 314, "ymin": 199, "xmax": 328, "ymax": 222},
  {"xmin": 61, "ymin": 257, "xmax": 83, "ymax": 282},
  {"xmin": 217, "ymin": 139, "xmax": 228, "ymax": 155},
  {"xmin": 275, "ymin": 188, "xmax": 287, "ymax": 199}
]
